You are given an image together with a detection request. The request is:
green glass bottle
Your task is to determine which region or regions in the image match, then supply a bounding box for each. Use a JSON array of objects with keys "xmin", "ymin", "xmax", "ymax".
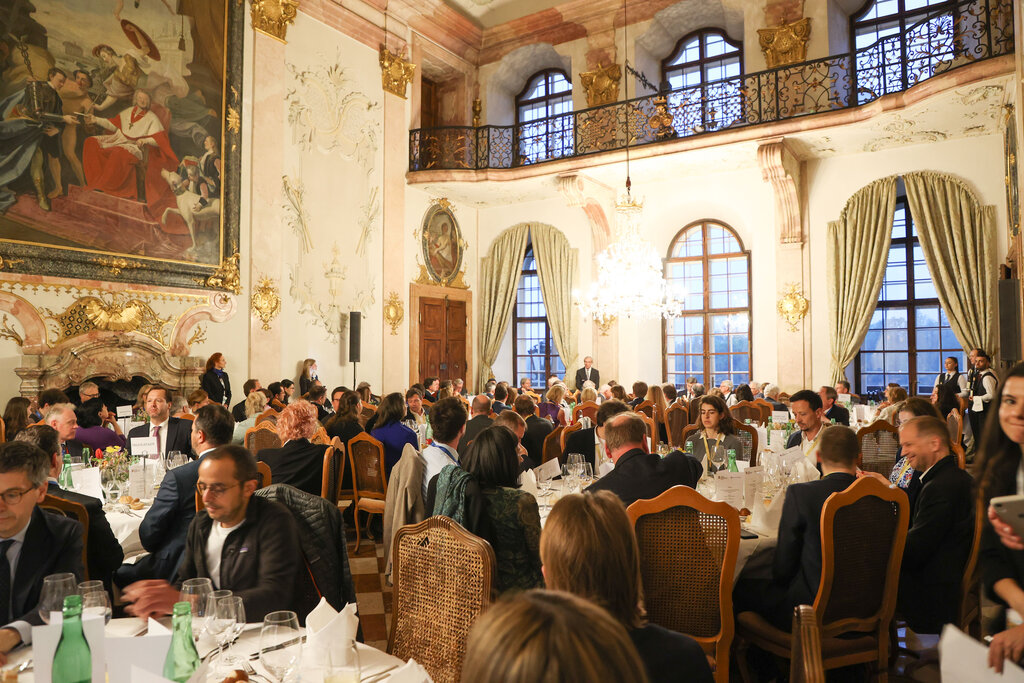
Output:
[
  {"xmin": 163, "ymin": 602, "xmax": 201, "ymax": 682},
  {"xmin": 58, "ymin": 452, "xmax": 74, "ymax": 489},
  {"xmin": 684, "ymin": 440, "xmax": 694, "ymax": 457},
  {"xmin": 727, "ymin": 449, "xmax": 739, "ymax": 472},
  {"xmin": 53, "ymin": 594, "xmax": 91, "ymax": 683}
]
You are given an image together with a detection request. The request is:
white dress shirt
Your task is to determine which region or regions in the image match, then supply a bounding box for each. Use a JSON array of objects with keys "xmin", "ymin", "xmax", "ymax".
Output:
[
  {"xmin": 422, "ymin": 443, "xmax": 459, "ymax": 500},
  {"xmin": 149, "ymin": 419, "xmax": 170, "ymax": 457},
  {"xmin": 2, "ymin": 522, "xmax": 32, "ymax": 644}
]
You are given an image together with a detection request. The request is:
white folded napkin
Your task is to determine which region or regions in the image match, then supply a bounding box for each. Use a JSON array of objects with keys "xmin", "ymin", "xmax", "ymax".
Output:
[
  {"xmin": 520, "ymin": 468, "xmax": 538, "ymax": 498},
  {"xmin": 789, "ymin": 457, "xmax": 821, "ymax": 483},
  {"xmin": 305, "ymin": 597, "xmax": 359, "ymax": 668},
  {"xmin": 388, "ymin": 658, "xmax": 434, "ymax": 683},
  {"xmin": 750, "ymin": 488, "xmax": 783, "ymax": 536}
]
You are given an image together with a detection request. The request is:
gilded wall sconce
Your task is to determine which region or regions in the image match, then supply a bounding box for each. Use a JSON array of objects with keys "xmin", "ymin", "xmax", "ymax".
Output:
[
  {"xmin": 251, "ymin": 276, "xmax": 282, "ymax": 331},
  {"xmin": 384, "ymin": 291, "xmax": 404, "ymax": 335},
  {"xmin": 777, "ymin": 283, "xmax": 809, "ymax": 331}
]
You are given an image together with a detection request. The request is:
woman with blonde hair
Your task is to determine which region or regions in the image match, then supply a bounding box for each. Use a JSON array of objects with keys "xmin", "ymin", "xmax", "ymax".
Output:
[
  {"xmin": 255, "ymin": 399, "xmax": 323, "ymax": 496},
  {"xmin": 645, "ymin": 384, "xmax": 670, "ymax": 445},
  {"xmin": 232, "ymin": 390, "xmax": 268, "ymax": 444},
  {"xmin": 579, "ymin": 385, "xmax": 598, "ymax": 404},
  {"xmin": 461, "ymin": 589, "xmax": 650, "ymax": 683},
  {"xmin": 540, "ymin": 491, "xmax": 713, "ymax": 683},
  {"xmin": 299, "ymin": 358, "xmax": 318, "ymax": 395},
  {"xmin": 539, "ymin": 384, "xmax": 566, "ymax": 423}
]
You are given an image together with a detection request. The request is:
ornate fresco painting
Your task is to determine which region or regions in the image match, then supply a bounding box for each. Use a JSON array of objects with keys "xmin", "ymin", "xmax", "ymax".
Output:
[
  {"xmin": 420, "ymin": 203, "xmax": 463, "ymax": 285},
  {"xmin": 0, "ymin": 0, "xmax": 242, "ymax": 290}
]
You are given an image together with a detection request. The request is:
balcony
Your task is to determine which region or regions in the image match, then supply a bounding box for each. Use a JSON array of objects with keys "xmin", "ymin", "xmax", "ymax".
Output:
[{"xmin": 409, "ymin": 0, "xmax": 1014, "ymax": 172}]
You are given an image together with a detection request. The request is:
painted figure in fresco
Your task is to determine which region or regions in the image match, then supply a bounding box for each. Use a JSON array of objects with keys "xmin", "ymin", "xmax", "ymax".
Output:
[
  {"xmin": 429, "ymin": 218, "xmax": 457, "ymax": 279},
  {"xmin": 90, "ymin": 44, "xmax": 145, "ymax": 113},
  {"xmin": 56, "ymin": 70, "xmax": 96, "ymax": 187}
]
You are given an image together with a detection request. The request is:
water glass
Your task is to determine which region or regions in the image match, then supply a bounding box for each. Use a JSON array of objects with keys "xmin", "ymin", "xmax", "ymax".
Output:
[
  {"xmin": 202, "ymin": 589, "xmax": 232, "ymax": 636},
  {"xmin": 180, "ymin": 577, "xmax": 213, "ymax": 637},
  {"xmin": 165, "ymin": 451, "xmax": 188, "ymax": 469},
  {"xmin": 38, "ymin": 573, "xmax": 78, "ymax": 624},
  {"xmin": 81, "ymin": 589, "xmax": 112, "ymax": 624},
  {"xmin": 710, "ymin": 444, "xmax": 727, "ymax": 475},
  {"xmin": 260, "ymin": 611, "xmax": 303, "ymax": 682},
  {"xmin": 322, "ymin": 640, "xmax": 361, "ymax": 683}
]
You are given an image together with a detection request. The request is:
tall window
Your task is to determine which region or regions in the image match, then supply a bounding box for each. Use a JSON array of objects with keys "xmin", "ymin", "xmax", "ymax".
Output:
[
  {"xmin": 851, "ymin": 0, "xmax": 956, "ymax": 104},
  {"xmin": 663, "ymin": 220, "xmax": 751, "ymax": 388},
  {"xmin": 514, "ymin": 246, "xmax": 564, "ymax": 387},
  {"xmin": 661, "ymin": 29, "xmax": 743, "ymax": 135},
  {"xmin": 850, "ymin": 196, "xmax": 964, "ymax": 397},
  {"xmin": 515, "ymin": 69, "xmax": 573, "ymax": 165}
]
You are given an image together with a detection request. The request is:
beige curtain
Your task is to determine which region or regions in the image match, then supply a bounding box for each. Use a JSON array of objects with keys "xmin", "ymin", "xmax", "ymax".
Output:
[
  {"xmin": 903, "ymin": 171, "xmax": 998, "ymax": 355},
  {"xmin": 531, "ymin": 224, "xmax": 580, "ymax": 388},
  {"xmin": 477, "ymin": 224, "xmax": 530, "ymax": 390},
  {"xmin": 828, "ymin": 176, "xmax": 898, "ymax": 384}
]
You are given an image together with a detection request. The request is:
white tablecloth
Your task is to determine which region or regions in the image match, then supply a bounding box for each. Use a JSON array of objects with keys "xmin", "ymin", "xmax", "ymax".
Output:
[{"xmin": 106, "ymin": 505, "xmax": 151, "ymax": 558}]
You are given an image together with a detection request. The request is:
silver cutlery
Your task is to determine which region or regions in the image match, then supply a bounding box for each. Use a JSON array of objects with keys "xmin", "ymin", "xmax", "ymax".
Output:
[{"xmin": 361, "ymin": 664, "xmax": 399, "ymax": 682}]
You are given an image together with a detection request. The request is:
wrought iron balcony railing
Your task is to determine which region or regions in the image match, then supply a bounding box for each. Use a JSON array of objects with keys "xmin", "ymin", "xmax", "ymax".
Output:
[{"xmin": 409, "ymin": 0, "xmax": 1013, "ymax": 172}]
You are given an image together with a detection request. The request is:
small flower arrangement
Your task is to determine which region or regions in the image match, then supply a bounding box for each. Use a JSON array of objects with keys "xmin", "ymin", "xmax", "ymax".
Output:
[{"xmin": 96, "ymin": 446, "xmax": 130, "ymax": 475}]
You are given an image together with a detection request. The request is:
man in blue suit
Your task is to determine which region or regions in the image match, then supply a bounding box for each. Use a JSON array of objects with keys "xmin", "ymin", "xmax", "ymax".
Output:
[{"xmin": 114, "ymin": 404, "xmax": 233, "ymax": 587}]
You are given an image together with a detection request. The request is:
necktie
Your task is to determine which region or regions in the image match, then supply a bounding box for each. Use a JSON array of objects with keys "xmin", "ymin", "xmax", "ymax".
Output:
[
  {"xmin": 153, "ymin": 425, "xmax": 162, "ymax": 459},
  {"xmin": 0, "ymin": 539, "xmax": 13, "ymax": 623}
]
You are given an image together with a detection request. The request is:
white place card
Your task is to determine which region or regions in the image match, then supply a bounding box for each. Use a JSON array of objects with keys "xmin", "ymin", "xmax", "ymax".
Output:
[
  {"xmin": 71, "ymin": 466, "xmax": 104, "ymax": 501},
  {"xmin": 743, "ymin": 466, "xmax": 764, "ymax": 511},
  {"xmin": 836, "ymin": 393, "xmax": 853, "ymax": 405},
  {"xmin": 715, "ymin": 471, "xmax": 744, "ymax": 509},
  {"xmin": 116, "ymin": 405, "xmax": 133, "ymax": 418},
  {"xmin": 769, "ymin": 430, "xmax": 787, "ymax": 448},
  {"xmin": 33, "ymin": 613, "xmax": 106, "ymax": 683},
  {"xmin": 108, "ymin": 618, "xmax": 173, "ymax": 683},
  {"xmin": 130, "ymin": 436, "xmax": 159, "ymax": 458},
  {"xmin": 535, "ymin": 458, "xmax": 561, "ymax": 482},
  {"xmin": 940, "ymin": 624, "xmax": 1024, "ymax": 682},
  {"xmin": 780, "ymin": 445, "xmax": 806, "ymax": 472},
  {"xmin": 771, "ymin": 411, "xmax": 790, "ymax": 424},
  {"xmin": 598, "ymin": 461, "xmax": 614, "ymax": 477}
]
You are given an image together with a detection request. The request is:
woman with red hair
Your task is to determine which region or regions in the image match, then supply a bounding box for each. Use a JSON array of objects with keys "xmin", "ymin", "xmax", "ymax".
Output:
[{"xmin": 256, "ymin": 399, "xmax": 324, "ymax": 496}]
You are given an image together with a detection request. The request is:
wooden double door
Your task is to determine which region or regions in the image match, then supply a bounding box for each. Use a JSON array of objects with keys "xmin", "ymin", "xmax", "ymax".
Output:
[{"xmin": 418, "ymin": 296, "xmax": 467, "ymax": 383}]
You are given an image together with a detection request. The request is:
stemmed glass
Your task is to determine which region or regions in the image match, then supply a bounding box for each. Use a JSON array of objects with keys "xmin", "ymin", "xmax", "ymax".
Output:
[
  {"xmin": 210, "ymin": 596, "xmax": 246, "ymax": 675},
  {"xmin": 180, "ymin": 577, "xmax": 213, "ymax": 640},
  {"xmin": 78, "ymin": 580, "xmax": 112, "ymax": 624},
  {"xmin": 323, "ymin": 639, "xmax": 361, "ymax": 683},
  {"xmin": 38, "ymin": 573, "xmax": 78, "ymax": 624},
  {"xmin": 100, "ymin": 467, "xmax": 120, "ymax": 509},
  {"xmin": 260, "ymin": 611, "xmax": 303, "ymax": 682},
  {"xmin": 709, "ymin": 444, "xmax": 727, "ymax": 475},
  {"xmin": 201, "ymin": 589, "xmax": 232, "ymax": 639},
  {"xmin": 536, "ymin": 472, "xmax": 554, "ymax": 510},
  {"xmin": 165, "ymin": 451, "xmax": 188, "ymax": 470}
]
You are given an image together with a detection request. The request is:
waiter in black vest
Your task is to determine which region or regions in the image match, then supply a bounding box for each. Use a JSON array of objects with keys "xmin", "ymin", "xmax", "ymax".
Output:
[
  {"xmin": 934, "ymin": 356, "xmax": 968, "ymax": 398},
  {"xmin": 967, "ymin": 350, "xmax": 998, "ymax": 441}
]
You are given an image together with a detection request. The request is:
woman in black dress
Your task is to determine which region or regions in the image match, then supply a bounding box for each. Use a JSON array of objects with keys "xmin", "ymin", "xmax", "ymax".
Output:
[{"xmin": 200, "ymin": 352, "xmax": 231, "ymax": 407}]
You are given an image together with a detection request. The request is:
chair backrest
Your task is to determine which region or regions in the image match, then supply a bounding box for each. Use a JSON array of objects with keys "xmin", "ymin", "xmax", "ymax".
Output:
[
  {"xmin": 311, "ymin": 425, "xmax": 331, "ymax": 445},
  {"xmin": 666, "ymin": 402, "xmax": 689, "ymax": 448},
  {"xmin": 177, "ymin": 414, "xmax": 196, "ymax": 422},
  {"xmin": 681, "ymin": 424, "xmax": 700, "ymax": 445},
  {"xmin": 958, "ymin": 497, "xmax": 985, "ymax": 637},
  {"xmin": 321, "ymin": 444, "xmax": 346, "ymax": 504},
  {"xmin": 730, "ymin": 401, "xmax": 765, "ymax": 426},
  {"xmin": 40, "ymin": 495, "xmax": 89, "ymax": 580},
  {"xmin": 542, "ymin": 425, "xmax": 564, "ymax": 464},
  {"xmin": 734, "ymin": 423, "xmax": 759, "ymax": 466},
  {"xmin": 790, "ymin": 605, "xmax": 825, "ymax": 683},
  {"xmin": 814, "ymin": 477, "xmax": 909, "ymax": 639},
  {"xmin": 331, "ymin": 436, "xmax": 354, "ymax": 504},
  {"xmin": 627, "ymin": 486, "xmax": 740, "ymax": 670},
  {"xmin": 560, "ymin": 421, "xmax": 583, "ymax": 452},
  {"xmin": 244, "ymin": 421, "xmax": 282, "ymax": 455},
  {"xmin": 855, "ymin": 421, "xmax": 901, "ymax": 475},
  {"xmin": 388, "ymin": 516, "xmax": 496, "ymax": 683},
  {"xmin": 638, "ymin": 413, "xmax": 656, "ymax": 442},
  {"xmin": 752, "ymin": 399, "xmax": 773, "ymax": 424},
  {"xmin": 946, "ymin": 408, "xmax": 963, "ymax": 447},
  {"xmin": 348, "ymin": 432, "xmax": 387, "ymax": 501},
  {"xmin": 572, "ymin": 401, "xmax": 599, "ymax": 424},
  {"xmin": 634, "ymin": 401, "xmax": 654, "ymax": 418},
  {"xmin": 257, "ymin": 461, "xmax": 272, "ymax": 488},
  {"xmin": 688, "ymin": 399, "xmax": 702, "ymax": 425},
  {"xmin": 255, "ymin": 409, "xmax": 277, "ymax": 426},
  {"xmin": 358, "ymin": 404, "xmax": 376, "ymax": 428},
  {"xmin": 952, "ymin": 442, "xmax": 966, "ymax": 469}
]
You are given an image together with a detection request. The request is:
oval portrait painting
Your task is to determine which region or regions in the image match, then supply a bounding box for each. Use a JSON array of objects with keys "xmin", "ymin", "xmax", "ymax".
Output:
[{"xmin": 421, "ymin": 204, "xmax": 463, "ymax": 284}]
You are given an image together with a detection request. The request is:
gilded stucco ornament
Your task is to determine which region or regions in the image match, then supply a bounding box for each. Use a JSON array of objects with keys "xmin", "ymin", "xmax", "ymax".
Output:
[
  {"xmin": 200, "ymin": 253, "xmax": 242, "ymax": 294},
  {"xmin": 758, "ymin": 18, "xmax": 811, "ymax": 68},
  {"xmin": 777, "ymin": 283, "xmax": 809, "ymax": 331},
  {"xmin": 383, "ymin": 291, "xmax": 404, "ymax": 335},
  {"xmin": 250, "ymin": 0, "xmax": 299, "ymax": 43},
  {"xmin": 579, "ymin": 63, "xmax": 621, "ymax": 107},
  {"xmin": 379, "ymin": 46, "xmax": 415, "ymax": 99},
  {"xmin": 251, "ymin": 276, "xmax": 282, "ymax": 331}
]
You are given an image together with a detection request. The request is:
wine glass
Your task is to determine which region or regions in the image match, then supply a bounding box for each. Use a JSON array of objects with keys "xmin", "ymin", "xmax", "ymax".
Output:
[
  {"xmin": 180, "ymin": 577, "xmax": 213, "ymax": 639},
  {"xmin": 38, "ymin": 573, "xmax": 77, "ymax": 624},
  {"xmin": 260, "ymin": 611, "xmax": 303, "ymax": 683},
  {"xmin": 166, "ymin": 451, "xmax": 188, "ymax": 469},
  {"xmin": 323, "ymin": 639, "xmax": 361, "ymax": 683},
  {"xmin": 81, "ymin": 589, "xmax": 112, "ymax": 624},
  {"xmin": 710, "ymin": 444, "xmax": 727, "ymax": 476},
  {"xmin": 210, "ymin": 596, "xmax": 245, "ymax": 673},
  {"xmin": 581, "ymin": 462, "xmax": 594, "ymax": 487},
  {"xmin": 201, "ymin": 589, "xmax": 232, "ymax": 639},
  {"xmin": 100, "ymin": 467, "xmax": 119, "ymax": 508}
]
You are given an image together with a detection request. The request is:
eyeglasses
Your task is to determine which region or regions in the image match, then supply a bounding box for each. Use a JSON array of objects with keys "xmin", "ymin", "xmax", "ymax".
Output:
[
  {"xmin": 0, "ymin": 487, "xmax": 38, "ymax": 505},
  {"xmin": 195, "ymin": 482, "xmax": 241, "ymax": 496}
]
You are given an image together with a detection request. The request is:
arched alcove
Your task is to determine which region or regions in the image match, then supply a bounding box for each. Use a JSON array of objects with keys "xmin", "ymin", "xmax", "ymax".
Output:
[{"xmin": 485, "ymin": 44, "xmax": 571, "ymax": 127}]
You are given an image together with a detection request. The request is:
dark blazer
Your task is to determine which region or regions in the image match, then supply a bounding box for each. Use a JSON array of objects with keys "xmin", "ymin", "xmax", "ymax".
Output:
[
  {"xmin": 127, "ymin": 418, "xmax": 192, "ymax": 458},
  {"xmin": 491, "ymin": 401, "xmax": 509, "ymax": 415},
  {"xmin": 200, "ymin": 369, "xmax": 231, "ymax": 405},
  {"xmin": 9, "ymin": 507, "xmax": 83, "ymax": 625},
  {"xmin": 898, "ymin": 455, "xmax": 974, "ymax": 633},
  {"xmin": 523, "ymin": 415, "xmax": 554, "ymax": 470},
  {"xmin": 767, "ymin": 398, "xmax": 788, "ymax": 412},
  {"xmin": 458, "ymin": 414, "xmax": 493, "ymax": 453},
  {"xmin": 575, "ymin": 367, "xmax": 599, "ymax": 388},
  {"xmin": 46, "ymin": 481, "xmax": 123, "ymax": 591},
  {"xmin": 315, "ymin": 402, "xmax": 332, "ymax": 424},
  {"xmin": 630, "ymin": 623, "xmax": 715, "ymax": 683},
  {"xmin": 258, "ymin": 438, "xmax": 326, "ymax": 498},
  {"xmin": 825, "ymin": 404, "xmax": 850, "ymax": 426},
  {"xmin": 177, "ymin": 495, "xmax": 301, "ymax": 622},
  {"xmin": 562, "ymin": 426, "xmax": 597, "ymax": 469},
  {"xmin": 232, "ymin": 400, "xmax": 247, "ymax": 423},
  {"xmin": 584, "ymin": 448, "xmax": 702, "ymax": 508},
  {"xmin": 773, "ymin": 472, "xmax": 857, "ymax": 610}
]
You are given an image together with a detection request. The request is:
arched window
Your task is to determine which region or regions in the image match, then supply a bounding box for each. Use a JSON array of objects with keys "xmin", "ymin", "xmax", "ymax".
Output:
[
  {"xmin": 663, "ymin": 220, "xmax": 751, "ymax": 388},
  {"xmin": 851, "ymin": 0, "xmax": 956, "ymax": 104},
  {"xmin": 850, "ymin": 193, "xmax": 963, "ymax": 398},
  {"xmin": 513, "ymin": 245, "xmax": 564, "ymax": 387},
  {"xmin": 515, "ymin": 69, "xmax": 573, "ymax": 165},
  {"xmin": 661, "ymin": 29, "xmax": 743, "ymax": 134}
]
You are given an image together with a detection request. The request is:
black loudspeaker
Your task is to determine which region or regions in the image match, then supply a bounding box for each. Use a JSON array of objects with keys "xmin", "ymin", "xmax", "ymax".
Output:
[
  {"xmin": 349, "ymin": 312, "xmax": 362, "ymax": 363},
  {"xmin": 999, "ymin": 279, "xmax": 1021, "ymax": 362}
]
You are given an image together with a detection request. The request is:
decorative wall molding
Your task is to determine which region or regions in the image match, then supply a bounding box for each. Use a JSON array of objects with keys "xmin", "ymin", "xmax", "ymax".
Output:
[
  {"xmin": 380, "ymin": 46, "xmax": 416, "ymax": 99},
  {"xmin": 757, "ymin": 137, "xmax": 804, "ymax": 245},
  {"xmin": 556, "ymin": 173, "xmax": 614, "ymax": 251},
  {"xmin": 384, "ymin": 291, "xmax": 405, "ymax": 335},
  {"xmin": 251, "ymin": 277, "xmax": 282, "ymax": 331},
  {"xmin": 758, "ymin": 18, "xmax": 811, "ymax": 69},
  {"xmin": 250, "ymin": 0, "xmax": 299, "ymax": 43}
]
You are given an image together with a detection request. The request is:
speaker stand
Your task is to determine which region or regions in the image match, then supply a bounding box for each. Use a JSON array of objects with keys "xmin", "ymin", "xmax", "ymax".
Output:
[{"xmin": 352, "ymin": 361, "xmax": 357, "ymax": 389}]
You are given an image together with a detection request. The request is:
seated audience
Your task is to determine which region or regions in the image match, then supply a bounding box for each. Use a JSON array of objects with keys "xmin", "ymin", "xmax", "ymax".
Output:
[
  {"xmin": 232, "ymin": 379, "xmax": 261, "ymax": 422},
  {"xmin": 933, "ymin": 381, "xmax": 959, "ymax": 423},
  {"xmin": 325, "ymin": 390, "xmax": 364, "ymax": 445},
  {"xmin": 187, "ymin": 389, "xmax": 211, "ymax": 415},
  {"xmin": 370, "ymin": 393, "xmax": 419, "ymax": 477},
  {"xmin": 763, "ymin": 384, "xmax": 786, "ymax": 411},
  {"xmin": 280, "ymin": 379, "xmax": 295, "ymax": 404},
  {"xmin": 17, "ymin": 425, "xmax": 122, "ymax": 591},
  {"xmin": 35, "ymin": 387, "xmax": 70, "ymax": 422},
  {"xmin": 563, "ymin": 399, "xmax": 630, "ymax": 469},
  {"xmin": 662, "ymin": 384, "xmax": 677, "ymax": 403},
  {"xmin": 541, "ymin": 490, "xmax": 714, "ymax": 683},
  {"xmin": 644, "ymin": 385, "xmax": 670, "ymax": 445},
  {"xmin": 630, "ymin": 382, "xmax": 648, "ymax": 408},
  {"xmin": 170, "ymin": 394, "xmax": 190, "ymax": 419},
  {"xmin": 421, "ymin": 397, "xmax": 468, "ymax": 498},
  {"xmin": 404, "ymin": 388, "xmax": 427, "ymax": 426},
  {"xmin": 493, "ymin": 410, "xmax": 529, "ymax": 465},
  {"xmin": 267, "ymin": 382, "xmax": 286, "ymax": 411},
  {"xmin": 610, "ymin": 384, "xmax": 629, "ymax": 402},
  {"xmin": 2, "ymin": 397, "xmax": 31, "ymax": 443},
  {"xmin": 878, "ymin": 384, "xmax": 908, "ymax": 423},
  {"xmin": 459, "ymin": 395, "xmax": 493, "ymax": 453},
  {"xmin": 454, "ymin": 378, "xmax": 467, "ymax": 397},
  {"xmin": 74, "ymin": 397, "xmax": 126, "ymax": 452},
  {"xmin": 690, "ymin": 383, "xmax": 706, "ymax": 400},
  {"xmin": 516, "ymin": 395, "xmax": 553, "ymax": 470},
  {"xmin": 579, "ymin": 385, "xmax": 598, "ymax": 405},
  {"xmin": 785, "ymin": 389, "xmax": 828, "ymax": 466},
  {"xmin": 232, "ymin": 390, "xmax": 268, "ymax": 444},
  {"xmin": 308, "ymin": 384, "xmax": 331, "ymax": 423},
  {"xmin": 585, "ymin": 412, "xmax": 701, "ymax": 506},
  {"xmin": 685, "ymin": 395, "xmax": 743, "ymax": 466},
  {"xmin": 0, "ymin": 441, "xmax": 83, "ymax": 662},
  {"xmin": 122, "ymin": 445, "xmax": 301, "ymax": 622},
  {"xmin": 44, "ymin": 403, "xmax": 79, "ymax": 452},
  {"xmin": 733, "ymin": 383, "xmax": 754, "ymax": 404},
  {"xmin": 463, "ymin": 426, "xmax": 542, "ymax": 592},
  {"xmin": 423, "ymin": 377, "xmax": 440, "ymax": 403},
  {"xmin": 127, "ymin": 387, "xmax": 192, "ymax": 458},
  {"xmin": 720, "ymin": 380, "xmax": 736, "ymax": 406},
  {"xmin": 819, "ymin": 385, "xmax": 850, "ymax": 426},
  {"xmin": 834, "ymin": 379, "xmax": 857, "ymax": 404},
  {"xmin": 115, "ymin": 404, "xmax": 233, "ymax": 587},
  {"xmin": 879, "ymin": 397, "xmax": 941, "ymax": 511},
  {"xmin": 357, "ymin": 381, "xmax": 380, "ymax": 406},
  {"xmin": 461, "ymin": 590, "xmax": 649, "ymax": 683},
  {"xmin": 748, "ymin": 382, "xmax": 763, "ymax": 400},
  {"xmin": 257, "ymin": 400, "xmax": 324, "ymax": 496},
  {"xmin": 539, "ymin": 384, "xmax": 566, "ymax": 424},
  {"xmin": 76, "ymin": 381, "xmax": 100, "ymax": 405},
  {"xmin": 491, "ymin": 384, "xmax": 510, "ymax": 414}
]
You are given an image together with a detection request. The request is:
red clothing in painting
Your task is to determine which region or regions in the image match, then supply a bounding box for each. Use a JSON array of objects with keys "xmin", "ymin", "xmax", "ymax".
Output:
[{"xmin": 83, "ymin": 105, "xmax": 179, "ymax": 221}]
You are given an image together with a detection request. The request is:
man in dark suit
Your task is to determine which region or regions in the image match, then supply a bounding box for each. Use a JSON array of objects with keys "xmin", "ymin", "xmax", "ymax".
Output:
[
  {"xmin": 232, "ymin": 379, "xmax": 261, "ymax": 422},
  {"xmin": 893, "ymin": 416, "xmax": 974, "ymax": 634},
  {"xmin": 562, "ymin": 399, "xmax": 630, "ymax": 469},
  {"xmin": 514, "ymin": 395, "xmax": 552, "ymax": 470},
  {"xmin": 423, "ymin": 377, "xmax": 440, "ymax": 403},
  {"xmin": 127, "ymin": 386, "xmax": 192, "ymax": 459},
  {"xmin": 257, "ymin": 401, "xmax": 326, "ymax": 497},
  {"xmin": 575, "ymin": 356, "xmax": 599, "ymax": 390},
  {"xmin": 491, "ymin": 384, "xmax": 510, "ymax": 414},
  {"xmin": 458, "ymin": 395, "xmax": 493, "ymax": 453},
  {"xmin": 764, "ymin": 384, "xmax": 788, "ymax": 412},
  {"xmin": 585, "ymin": 412, "xmax": 701, "ymax": 507},
  {"xmin": 0, "ymin": 441, "xmax": 83, "ymax": 661},
  {"xmin": 629, "ymin": 381, "xmax": 648, "ymax": 409},
  {"xmin": 819, "ymin": 385, "xmax": 850, "ymax": 426},
  {"xmin": 734, "ymin": 426, "xmax": 858, "ymax": 630},
  {"xmin": 114, "ymin": 404, "xmax": 233, "ymax": 587},
  {"xmin": 307, "ymin": 385, "xmax": 332, "ymax": 423},
  {"xmin": 16, "ymin": 425, "xmax": 122, "ymax": 592}
]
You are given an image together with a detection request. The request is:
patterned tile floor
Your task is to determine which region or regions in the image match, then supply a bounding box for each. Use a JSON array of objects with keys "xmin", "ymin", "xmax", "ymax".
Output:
[{"xmin": 348, "ymin": 535, "xmax": 392, "ymax": 652}]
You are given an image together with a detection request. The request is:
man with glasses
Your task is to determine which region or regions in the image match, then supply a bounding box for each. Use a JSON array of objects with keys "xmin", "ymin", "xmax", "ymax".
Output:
[
  {"xmin": 121, "ymin": 445, "xmax": 300, "ymax": 622},
  {"xmin": 0, "ymin": 441, "xmax": 83, "ymax": 664},
  {"xmin": 77, "ymin": 381, "xmax": 100, "ymax": 404},
  {"xmin": 115, "ymin": 404, "xmax": 232, "ymax": 587}
]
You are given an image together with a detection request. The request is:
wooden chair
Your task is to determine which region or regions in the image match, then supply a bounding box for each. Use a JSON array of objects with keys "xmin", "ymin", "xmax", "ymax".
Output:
[
  {"xmin": 634, "ymin": 400, "xmax": 654, "ymax": 418},
  {"xmin": 542, "ymin": 425, "xmax": 564, "ymax": 464},
  {"xmin": 688, "ymin": 399, "xmax": 703, "ymax": 426},
  {"xmin": 320, "ymin": 444, "xmax": 344, "ymax": 505},
  {"xmin": 177, "ymin": 414, "xmax": 195, "ymax": 422},
  {"xmin": 958, "ymin": 498, "xmax": 985, "ymax": 639},
  {"xmin": 666, "ymin": 402, "xmax": 689, "ymax": 448},
  {"xmin": 856, "ymin": 420, "xmax": 901, "ymax": 475},
  {"xmin": 331, "ymin": 436, "xmax": 354, "ymax": 509},
  {"xmin": 952, "ymin": 442, "xmax": 966, "ymax": 469},
  {"xmin": 627, "ymin": 486, "xmax": 740, "ymax": 683},
  {"xmin": 197, "ymin": 462, "xmax": 272, "ymax": 511},
  {"xmin": 560, "ymin": 421, "xmax": 583, "ymax": 452},
  {"xmin": 636, "ymin": 413, "xmax": 656, "ymax": 444},
  {"xmin": 778, "ymin": 392, "xmax": 791, "ymax": 406},
  {"xmin": 358, "ymin": 403, "xmax": 376, "ymax": 428},
  {"xmin": 752, "ymin": 399, "xmax": 773, "ymax": 424},
  {"xmin": 790, "ymin": 606, "xmax": 826, "ymax": 683},
  {"xmin": 681, "ymin": 424, "xmax": 700, "ymax": 445},
  {"xmin": 734, "ymin": 422, "xmax": 759, "ymax": 466},
  {"xmin": 244, "ymin": 421, "xmax": 282, "ymax": 456},
  {"xmin": 348, "ymin": 432, "xmax": 388, "ymax": 553},
  {"xmin": 572, "ymin": 401, "xmax": 599, "ymax": 424},
  {"xmin": 255, "ymin": 409, "xmax": 277, "ymax": 426},
  {"xmin": 946, "ymin": 408, "xmax": 963, "ymax": 448},
  {"xmin": 388, "ymin": 516, "xmax": 496, "ymax": 683},
  {"xmin": 0, "ymin": 415, "xmax": 6, "ymax": 441},
  {"xmin": 729, "ymin": 401, "xmax": 763, "ymax": 426},
  {"xmin": 40, "ymin": 495, "xmax": 89, "ymax": 580},
  {"xmin": 311, "ymin": 425, "xmax": 331, "ymax": 445},
  {"xmin": 736, "ymin": 477, "xmax": 909, "ymax": 682}
]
